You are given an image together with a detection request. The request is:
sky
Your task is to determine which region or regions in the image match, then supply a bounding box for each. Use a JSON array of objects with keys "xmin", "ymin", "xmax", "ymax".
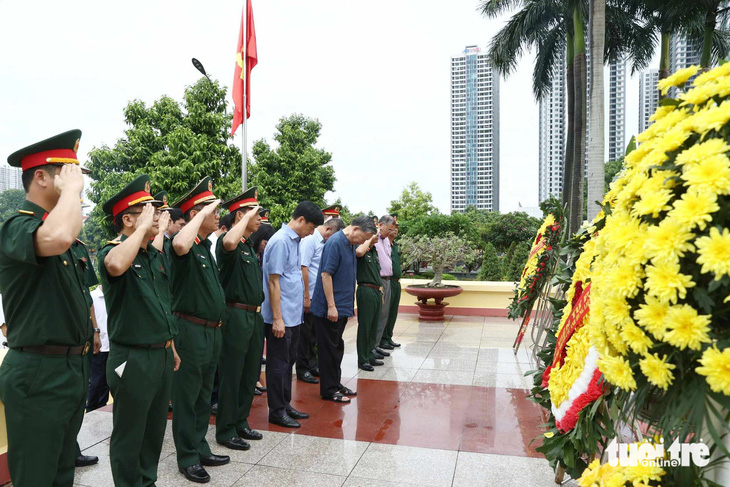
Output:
[{"xmin": 0, "ymin": 0, "xmax": 650, "ymax": 216}]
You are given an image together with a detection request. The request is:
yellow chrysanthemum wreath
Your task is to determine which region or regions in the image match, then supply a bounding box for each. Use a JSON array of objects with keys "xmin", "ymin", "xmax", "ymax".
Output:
[
  {"xmin": 578, "ymin": 459, "xmax": 665, "ymax": 487},
  {"xmin": 589, "ymin": 62, "xmax": 730, "ymax": 399}
]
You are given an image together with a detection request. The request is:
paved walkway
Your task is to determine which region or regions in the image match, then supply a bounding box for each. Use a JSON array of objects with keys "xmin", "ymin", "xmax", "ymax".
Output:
[{"xmin": 74, "ymin": 314, "xmax": 575, "ymax": 486}]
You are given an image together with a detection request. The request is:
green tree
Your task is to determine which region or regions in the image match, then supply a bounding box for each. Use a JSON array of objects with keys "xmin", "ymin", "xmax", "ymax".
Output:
[
  {"xmin": 400, "ymin": 213, "xmax": 482, "ymax": 249},
  {"xmin": 399, "ymin": 233, "xmax": 477, "ymax": 287},
  {"xmin": 250, "ymin": 114, "xmax": 335, "ymax": 226},
  {"xmin": 503, "ymin": 241, "xmax": 531, "ymax": 281},
  {"xmin": 0, "ymin": 189, "xmax": 26, "ymax": 224},
  {"xmin": 483, "ymin": 212, "xmax": 541, "ymax": 252},
  {"xmin": 86, "ymin": 78, "xmax": 242, "ymax": 249},
  {"xmin": 387, "ymin": 182, "xmax": 438, "ymax": 224},
  {"xmin": 540, "ymin": 196, "xmax": 564, "ymax": 219},
  {"xmin": 477, "ymin": 242, "xmax": 503, "ymax": 281}
]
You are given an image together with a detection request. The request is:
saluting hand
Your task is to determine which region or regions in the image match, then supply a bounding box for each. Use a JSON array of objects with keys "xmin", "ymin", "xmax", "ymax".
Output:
[
  {"xmin": 200, "ymin": 199, "xmax": 222, "ymax": 217},
  {"xmin": 157, "ymin": 210, "xmax": 170, "ymax": 235},
  {"xmin": 54, "ymin": 164, "xmax": 84, "ymax": 196},
  {"xmin": 244, "ymin": 205, "xmax": 262, "ymax": 222},
  {"xmin": 135, "ymin": 204, "xmax": 155, "ymax": 233}
]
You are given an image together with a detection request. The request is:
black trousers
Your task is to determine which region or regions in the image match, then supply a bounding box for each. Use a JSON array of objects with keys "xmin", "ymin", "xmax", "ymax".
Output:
[
  {"xmin": 265, "ymin": 323, "xmax": 300, "ymax": 417},
  {"xmin": 314, "ymin": 315, "xmax": 348, "ymax": 398},
  {"xmin": 296, "ymin": 312, "xmax": 318, "ymax": 376},
  {"xmin": 86, "ymin": 351, "xmax": 109, "ymax": 412}
]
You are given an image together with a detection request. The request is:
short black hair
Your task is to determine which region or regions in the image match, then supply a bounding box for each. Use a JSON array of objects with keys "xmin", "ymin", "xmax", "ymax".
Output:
[
  {"xmin": 168, "ymin": 208, "xmax": 184, "ymax": 223},
  {"xmin": 183, "ymin": 204, "xmax": 205, "ymax": 222},
  {"xmin": 249, "ymin": 224, "xmax": 276, "ymax": 254},
  {"xmin": 219, "ymin": 212, "xmax": 234, "ymax": 231},
  {"xmin": 21, "ymin": 164, "xmax": 59, "ymax": 192},
  {"xmin": 112, "ymin": 208, "xmax": 135, "ymax": 234},
  {"xmin": 292, "ymin": 201, "xmax": 324, "ymax": 226}
]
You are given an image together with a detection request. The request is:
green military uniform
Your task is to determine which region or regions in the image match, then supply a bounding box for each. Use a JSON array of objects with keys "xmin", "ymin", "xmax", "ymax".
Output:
[
  {"xmin": 382, "ymin": 239, "xmax": 401, "ymax": 345},
  {"xmin": 0, "ymin": 130, "xmax": 91, "ymax": 487},
  {"xmin": 356, "ymin": 246, "xmax": 382, "ymax": 365},
  {"xmin": 70, "ymin": 239, "xmax": 98, "ymax": 461},
  {"xmin": 98, "ymin": 175, "xmax": 175, "ymax": 487},
  {"xmin": 215, "ymin": 188, "xmax": 265, "ymax": 444},
  {"xmin": 170, "ymin": 177, "xmax": 227, "ymax": 469}
]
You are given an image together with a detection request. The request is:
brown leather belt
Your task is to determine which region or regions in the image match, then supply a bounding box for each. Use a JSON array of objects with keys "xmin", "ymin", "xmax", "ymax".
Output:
[
  {"xmin": 14, "ymin": 341, "xmax": 90, "ymax": 356},
  {"xmin": 381, "ymin": 276, "xmax": 394, "ymax": 280},
  {"xmin": 173, "ymin": 311, "xmax": 222, "ymax": 328},
  {"xmin": 359, "ymin": 283, "xmax": 381, "ymax": 291},
  {"xmin": 226, "ymin": 301, "xmax": 261, "ymax": 313},
  {"xmin": 115, "ymin": 340, "xmax": 172, "ymax": 349}
]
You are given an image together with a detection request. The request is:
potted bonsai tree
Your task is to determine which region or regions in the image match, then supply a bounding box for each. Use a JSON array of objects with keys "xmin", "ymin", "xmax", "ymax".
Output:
[{"xmin": 399, "ymin": 233, "xmax": 476, "ymax": 321}]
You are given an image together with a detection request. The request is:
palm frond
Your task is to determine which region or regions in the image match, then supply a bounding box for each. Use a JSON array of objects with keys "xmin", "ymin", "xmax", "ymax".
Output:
[
  {"xmin": 478, "ymin": 0, "xmax": 526, "ymax": 19},
  {"xmin": 533, "ymin": 26, "xmax": 567, "ymax": 100}
]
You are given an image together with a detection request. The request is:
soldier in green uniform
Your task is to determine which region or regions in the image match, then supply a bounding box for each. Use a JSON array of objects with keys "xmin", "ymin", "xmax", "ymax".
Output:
[
  {"xmin": 380, "ymin": 215, "xmax": 402, "ymax": 349},
  {"xmin": 355, "ymin": 230, "xmax": 383, "ymax": 371},
  {"xmin": 97, "ymin": 175, "xmax": 181, "ymax": 487},
  {"xmin": 70, "ymin": 237, "xmax": 103, "ymax": 468},
  {"xmin": 169, "ymin": 177, "xmax": 229, "ymax": 484},
  {"xmin": 0, "ymin": 129, "xmax": 92, "ymax": 487},
  {"xmin": 215, "ymin": 187, "xmax": 265, "ymax": 449}
]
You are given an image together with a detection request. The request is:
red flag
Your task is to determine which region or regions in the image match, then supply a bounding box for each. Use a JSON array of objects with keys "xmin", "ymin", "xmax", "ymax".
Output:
[{"xmin": 231, "ymin": 0, "xmax": 257, "ymax": 137}]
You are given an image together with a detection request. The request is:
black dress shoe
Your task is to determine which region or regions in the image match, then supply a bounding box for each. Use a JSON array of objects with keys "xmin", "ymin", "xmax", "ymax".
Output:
[
  {"xmin": 239, "ymin": 427, "xmax": 263, "ymax": 440},
  {"xmin": 269, "ymin": 413, "xmax": 301, "ymax": 428},
  {"xmin": 358, "ymin": 363, "xmax": 375, "ymax": 371},
  {"xmin": 297, "ymin": 371, "xmax": 319, "ymax": 384},
  {"xmin": 286, "ymin": 406, "xmax": 309, "ymax": 419},
  {"xmin": 219, "ymin": 436, "xmax": 250, "ymax": 451},
  {"xmin": 371, "ymin": 350, "xmax": 385, "ymax": 359},
  {"xmin": 311, "ymin": 368, "xmax": 320, "ymax": 377},
  {"xmin": 200, "ymin": 454, "xmax": 230, "ymax": 466},
  {"xmin": 256, "ymin": 385, "xmax": 267, "ymax": 392},
  {"xmin": 254, "ymin": 388, "xmax": 262, "ymax": 396},
  {"xmin": 369, "ymin": 359, "xmax": 384, "ymax": 366},
  {"xmin": 179, "ymin": 464, "xmax": 210, "ymax": 483},
  {"xmin": 210, "ymin": 403, "xmax": 218, "ymax": 415},
  {"xmin": 75, "ymin": 455, "xmax": 99, "ymax": 467},
  {"xmin": 379, "ymin": 342, "xmax": 394, "ymax": 350},
  {"xmin": 375, "ymin": 347, "xmax": 390, "ymax": 357},
  {"xmin": 389, "ymin": 339, "xmax": 401, "ymax": 347}
]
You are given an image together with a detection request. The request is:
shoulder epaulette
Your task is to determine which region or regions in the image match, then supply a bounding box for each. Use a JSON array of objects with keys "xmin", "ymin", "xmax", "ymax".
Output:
[
  {"xmin": 75, "ymin": 238, "xmax": 86, "ymax": 246},
  {"xmin": 106, "ymin": 239, "xmax": 121, "ymax": 246},
  {"xmin": 17, "ymin": 210, "xmax": 34, "ymax": 216}
]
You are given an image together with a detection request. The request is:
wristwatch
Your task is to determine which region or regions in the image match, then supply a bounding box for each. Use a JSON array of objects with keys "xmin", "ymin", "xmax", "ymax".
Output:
[{"xmin": 94, "ymin": 328, "xmax": 101, "ymax": 334}]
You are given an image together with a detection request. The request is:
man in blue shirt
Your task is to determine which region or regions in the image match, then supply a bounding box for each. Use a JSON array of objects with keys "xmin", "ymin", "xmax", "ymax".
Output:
[
  {"xmin": 262, "ymin": 201, "xmax": 323, "ymax": 427},
  {"xmin": 297, "ymin": 216, "xmax": 345, "ymax": 384},
  {"xmin": 311, "ymin": 216, "xmax": 377, "ymax": 403}
]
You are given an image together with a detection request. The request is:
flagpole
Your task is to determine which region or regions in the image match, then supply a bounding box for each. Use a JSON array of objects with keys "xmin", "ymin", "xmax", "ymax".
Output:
[{"xmin": 241, "ymin": 1, "xmax": 248, "ymax": 191}]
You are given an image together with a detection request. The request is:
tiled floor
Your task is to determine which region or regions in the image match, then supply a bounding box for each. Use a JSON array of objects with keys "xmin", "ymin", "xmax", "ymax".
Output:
[{"xmin": 73, "ymin": 314, "xmax": 572, "ymax": 487}]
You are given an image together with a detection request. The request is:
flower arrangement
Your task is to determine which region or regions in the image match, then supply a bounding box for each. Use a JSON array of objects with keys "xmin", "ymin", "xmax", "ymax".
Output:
[
  {"xmin": 578, "ymin": 459, "xmax": 665, "ymax": 487},
  {"xmin": 587, "ymin": 62, "xmax": 730, "ymax": 450},
  {"xmin": 507, "ymin": 211, "xmax": 563, "ymax": 319}
]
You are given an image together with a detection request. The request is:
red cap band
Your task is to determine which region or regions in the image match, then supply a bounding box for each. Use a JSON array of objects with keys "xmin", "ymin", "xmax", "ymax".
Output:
[
  {"xmin": 227, "ymin": 197, "xmax": 257, "ymax": 213},
  {"xmin": 112, "ymin": 191, "xmax": 153, "ymax": 218},
  {"xmin": 21, "ymin": 149, "xmax": 78, "ymax": 171},
  {"xmin": 180, "ymin": 190, "xmax": 215, "ymax": 213}
]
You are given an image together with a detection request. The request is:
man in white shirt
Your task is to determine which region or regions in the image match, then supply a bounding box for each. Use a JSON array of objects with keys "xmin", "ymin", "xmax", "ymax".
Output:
[
  {"xmin": 86, "ymin": 286, "xmax": 110, "ymax": 412},
  {"xmin": 296, "ymin": 211, "xmax": 344, "ymax": 384}
]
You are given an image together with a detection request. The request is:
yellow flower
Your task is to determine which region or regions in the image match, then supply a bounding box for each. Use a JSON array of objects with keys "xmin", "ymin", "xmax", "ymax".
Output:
[
  {"xmin": 644, "ymin": 218, "xmax": 695, "ymax": 265},
  {"xmin": 667, "ymin": 188, "xmax": 719, "ymax": 231},
  {"xmin": 649, "ymin": 105, "xmax": 675, "ymax": 122},
  {"xmin": 630, "ymin": 188, "xmax": 673, "ymax": 218},
  {"xmin": 606, "ymin": 262, "xmax": 644, "ymax": 299},
  {"xmin": 622, "ymin": 321, "xmax": 653, "ymax": 355},
  {"xmin": 639, "ymin": 353, "xmax": 676, "ymax": 390},
  {"xmin": 664, "ymin": 304, "xmax": 712, "ymax": 351},
  {"xmin": 623, "ymin": 462, "xmax": 666, "ymax": 484},
  {"xmin": 696, "ymin": 346, "xmax": 730, "ymax": 395},
  {"xmin": 644, "ymin": 261, "xmax": 696, "ymax": 304},
  {"xmin": 658, "ymin": 65, "xmax": 700, "ymax": 94},
  {"xmin": 680, "ymin": 82, "xmax": 717, "ymax": 106},
  {"xmin": 599, "ymin": 354, "xmax": 637, "ymax": 391},
  {"xmin": 682, "ymin": 153, "xmax": 730, "ymax": 194},
  {"xmin": 675, "ymin": 137, "xmax": 730, "ymax": 166},
  {"xmin": 685, "ymin": 100, "xmax": 730, "ymax": 135},
  {"xmin": 634, "ymin": 297, "xmax": 671, "ymax": 340},
  {"xmin": 692, "ymin": 61, "xmax": 730, "ymax": 87},
  {"xmin": 695, "ymin": 227, "xmax": 730, "ymax": 279},
  {"xmin": 658, "ymin": 126, "xmax": 693, "ymax": 152}
]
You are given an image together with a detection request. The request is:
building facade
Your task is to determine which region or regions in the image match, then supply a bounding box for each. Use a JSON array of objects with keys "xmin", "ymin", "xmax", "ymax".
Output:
[
  {"xmin": 538, "ymin": 49, "xmax": 567, "ymax": 203},
  {"xmin": 450, "ymin": 45, "xmax": 500, "ymax": 212},
  {"xmin": 0, "ymin": 165, "xmax": 22, "ymax": 192},
  {"xmin": 607, "ymin": 58, "xmax": 626, "ymax": 161},
  {"xmin": 638, "ymin": 69, "xmax": 660, "ymax": 133}
]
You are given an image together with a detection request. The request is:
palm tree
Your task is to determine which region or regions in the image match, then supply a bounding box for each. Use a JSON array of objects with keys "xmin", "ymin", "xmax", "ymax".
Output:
[
  {"xmin": 586, "ymin": 0, "xmax": 606, "ymax": 222},
  {"xmin": 480, "ymin": 0, "xmax": 653, "ymax": 234}
]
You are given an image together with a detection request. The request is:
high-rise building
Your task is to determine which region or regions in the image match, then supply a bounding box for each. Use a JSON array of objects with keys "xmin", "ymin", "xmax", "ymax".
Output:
[
  {"xmin": 608, "ymin": 58, "xmax": 626, "ymax": 161},
  {"xmin": 0, "ymin": 165, "xmax": 22, "ymax": 192},
  {"xmin": 639, "ymin": 69, "xmax": 660, "ymax": 133},
  {"xmin": 538, "ymin": 49, "xmax": 567, "ymax": 203},
  {"xmin": 450, "ymin": 45, "xmax": 500, "ymax": 212},
  {"xmin": 669, "ymin": 34, "xmax": 702, "ymax": 74}
]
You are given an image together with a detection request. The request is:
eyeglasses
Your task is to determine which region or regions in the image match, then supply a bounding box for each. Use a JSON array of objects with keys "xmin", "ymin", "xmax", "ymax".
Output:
[{"xmin": 127, "ymin": 210, "xmax": 163, "ymax": 217}]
